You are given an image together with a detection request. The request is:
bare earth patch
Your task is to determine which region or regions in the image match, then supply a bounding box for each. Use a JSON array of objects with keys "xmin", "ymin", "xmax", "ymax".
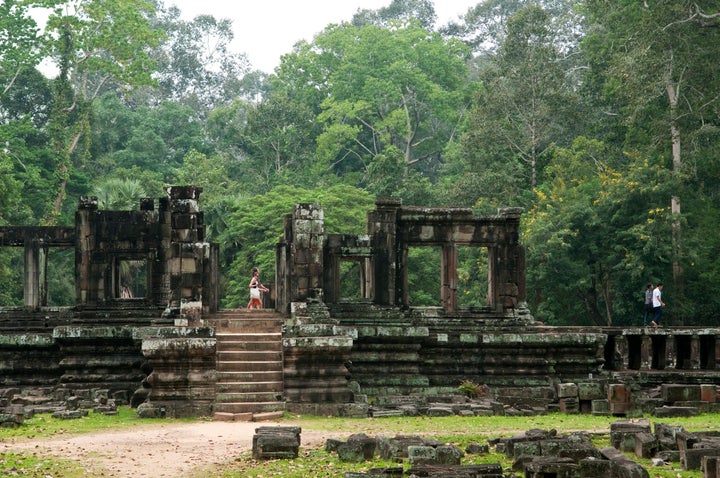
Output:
[{"xmin": 3, "ymin": 420, "xmax": 336, "ymax": 477}]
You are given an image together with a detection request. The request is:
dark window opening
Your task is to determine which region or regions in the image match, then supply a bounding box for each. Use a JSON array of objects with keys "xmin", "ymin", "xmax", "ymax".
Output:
[
  {"xmin": 700, "ymin": 335, "xmax": 715, "ymax": 369},
  {"xmin": 627, "ymin": 335, "xmax": 642, "ymax": 370},
  {"xmin": 676, "ymin": 336, "xmax": 692, "ymax": 370},
  {"xmin": 651, "ymin": 335, "xmax": 667, "ymax": 370}
]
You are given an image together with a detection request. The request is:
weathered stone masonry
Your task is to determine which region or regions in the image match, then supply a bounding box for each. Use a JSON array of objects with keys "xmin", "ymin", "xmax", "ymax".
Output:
[{"xmin": 1, "ymin": 188, "xmax": 720, "ymax": 419}]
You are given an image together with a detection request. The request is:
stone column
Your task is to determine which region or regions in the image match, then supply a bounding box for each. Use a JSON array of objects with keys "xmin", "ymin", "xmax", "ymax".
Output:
[
  {"xmin": 640, "ymin": 335, "xmax": 653, "ymax": 370},
  {"xmin": 664, "ymin": 335, "xmax": 677, "ymax": 370},
  {"xmin": 496, "ymin": 207, "xmax": 526, "ymax": 314},
  {"xmin": 75, "ymin": 196, "xmax": 99, "ymax": 305},
  {"xmin": 441, "ymin": 243, "xmax": 457, "ymax": 312},
  {"xmin": 690, "ymin": 334, "xmax": 701, "ymax": 370},
  {"xmin": 286, "ymin": 204, "xmax": 325, "ymax": 303},
  {"xmin": 24, "ymin": 239, "xmax": 48, "ymax": 308},
  {"xmin": 614, "ymin": 335, "xmax": 629, "ymax": 371},
  {"xmin": 367, "ymin": 198, "xmax": 401, "ymax": 306},
  {"xmin": 162, "ymin": 186, "xmax": 208, "ymax": 326}
]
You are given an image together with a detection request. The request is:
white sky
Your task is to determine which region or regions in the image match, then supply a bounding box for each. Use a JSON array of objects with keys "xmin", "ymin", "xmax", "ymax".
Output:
[{"xmin": 168, "ymin": 0, "xmax": 478, "ymax": 72}]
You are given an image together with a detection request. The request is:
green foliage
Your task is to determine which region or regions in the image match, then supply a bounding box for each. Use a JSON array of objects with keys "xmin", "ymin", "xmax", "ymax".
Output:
[
  {"xmin": 219, "ymin": 184, "xmax": 374, "ymax": 308},
  {"xmin": 524, "ymin": 138, "xmax": 675, "ymax": 326},
  {"xmin": 457, "ymin": 379, "xmax": 489, "ymax": 399},
  {"xmin": 92, "ymin": 177, "xmax": 148, "ymax": 210},
  {"xmin": 0, "ymin": 0, "xmax": 719, "ymax": 325}
]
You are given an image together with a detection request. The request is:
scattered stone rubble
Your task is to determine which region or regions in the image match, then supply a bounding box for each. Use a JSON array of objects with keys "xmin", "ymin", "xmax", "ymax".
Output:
[
  {"xmin": 0, "ymin": 387, "xmax": 120, "ymax": 427},
  {"xmin": 330, "ymin": 421, "xmax": 720, "ymax": 478},
  {"xmin": 365, "ymin": 382, "xmax": 720, "ymax": 419}
]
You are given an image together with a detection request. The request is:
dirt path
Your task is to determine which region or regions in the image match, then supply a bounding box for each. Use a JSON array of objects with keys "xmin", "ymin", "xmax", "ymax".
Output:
[{"xmin": 3, "ymin": 420, "xmax": 337, "ymax": 477}]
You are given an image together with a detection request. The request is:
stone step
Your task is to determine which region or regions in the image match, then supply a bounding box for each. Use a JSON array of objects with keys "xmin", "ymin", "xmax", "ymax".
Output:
[
  {"xmin": 216, "ymin": 370, "xmax": 284, "ymax": 382},
  {"xmin": 213, "ymin": 401, "xmax": 286, "ymax": 414},
  {"xmin": 211, "ymin": 308, "xmax": 286, "ymax": 420},
  {"xmin": 212, "ymin": 319, "xmax": 284, "ymax": 333},
  {"xmin": 216, "ymin": 360, "xmax": 283, "ymax": 373},
  {"xmin": 218, "ymin": 350, "xmax": 283, "ymax": 361},
  {"xmin": 216, "ymin": 391, "xmax": 284, "ymax": 403},
  {"xmin": 216, "ymin": 340, "xmax": 282, "ymax": 352},
  {"xmin": 216, "ymin": 381, "xmax": 284, "ymax": 394},
  {"xmin": 216, "ymin": 332, "xmax": 282, "ymax": 342}
]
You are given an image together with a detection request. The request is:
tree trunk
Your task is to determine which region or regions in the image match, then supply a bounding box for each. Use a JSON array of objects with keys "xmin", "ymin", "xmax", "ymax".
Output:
[{"xmin": 666, "ymin": 72, "xmax": 684, "ymax": 319}]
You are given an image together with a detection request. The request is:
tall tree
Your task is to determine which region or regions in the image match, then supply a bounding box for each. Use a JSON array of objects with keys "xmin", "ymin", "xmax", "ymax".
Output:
[
  {"xmin": 352, "ymin": 0, "xmax": 437, "ymax": 30},
  {"xmin": 0, "ymin": 0, "xmax": 45, "ymax": 98},
  {"xmin": 524, "ymin": 138, "xmax": 675, "ymax": 326},
  {"xmin": 285, "ymin": 21, "xmax": 471, "ymax": 191},
  {"xmin": 41, "ymin": 0, "xmax": 163, "ymax": 224},
  {"xmin": 146, "ymin": 4, "xmax": 252, "ymax": 115},
  {"xmin": 450, "ymin": 5, "xmax": 581, "ymax": 211},
  {"xmin": 582, "ymin": 0, "xmax": 720, "ymax": 320}
]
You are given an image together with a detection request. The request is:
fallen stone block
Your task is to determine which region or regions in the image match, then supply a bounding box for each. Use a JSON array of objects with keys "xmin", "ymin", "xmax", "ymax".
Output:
[
  {"xmin": 578, "ymin": 457, "xmax": 612, "ymax": 477},
  {"xmin": 610, "ymin": 419, "xmax": 651, "ymax": 452},
  {"xmin": 408, "ymin": 445, "xmax": 437, "ymax": 465},
  {"xmin": 654, "ymin": 405, "xmax": 700, "ymax": 418},
  {"xmin": 344, "ymin": 469, "xmax": 401, "ymax": 478},
  {"xmin": 51, "ymin": 409, "xmax": 88, "ymax": 419},
  {"xmin": 523, "ymin": 456, "xmax": 578, "ymax": 478},
  {"xmin": 252, "ymin": 426, "xmax": 301, "ymax": 460},
  {"xmin": 405, "ymin": 463, "xmax": 504, "ymax": 477},
  {"xmin": 337, "ymin": 433, "xmax": 377, "ymax": 463},
  {"xmin": 600, "ymin": 446, "xmax": 650, "ymax": 478},
  {"xmin": 662, "ymin": 384, "xmax": 701, "ymax": 403},
  {"xmin": 682, "ymin": 447, "xmax": 720, "ymax": 471},
  {"xmin": 436, "ymin": 444, "xmax": 464, "ymax": 465},
  {"xmin": 376, "ymin": 435, "xmax": 426, "ymax": 461},
  {"xmin": 634, "ymin": 431, "xmax": 658, "ymax": 459},
  {"xmin": 702, "ymin": 455, "xmax": 720, "ymax": 478}
]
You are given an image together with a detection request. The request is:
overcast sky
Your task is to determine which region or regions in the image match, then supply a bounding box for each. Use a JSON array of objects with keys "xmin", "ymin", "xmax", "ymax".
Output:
[{"xmin": 168, "ymin": 0, "xmax": 479, "ymax": 72}]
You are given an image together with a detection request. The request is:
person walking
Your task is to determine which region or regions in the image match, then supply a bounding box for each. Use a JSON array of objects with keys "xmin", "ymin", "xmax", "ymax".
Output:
[
  {"xmin": 643, "ymin": 282, "xmax": 653, "ymax": 326},
  {"xmin": 247, "ymin": 267, "xmax": 269, "ymax": 309},
  {"xmin": 651, "ymin": 282, "xmax": 665, "ymax": 328}
]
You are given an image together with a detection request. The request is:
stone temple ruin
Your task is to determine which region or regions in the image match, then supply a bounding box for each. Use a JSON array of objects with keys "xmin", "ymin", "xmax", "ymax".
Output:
[{"xmin": 1, "ymin": 185, "xmax": 720, "ymax": 422}]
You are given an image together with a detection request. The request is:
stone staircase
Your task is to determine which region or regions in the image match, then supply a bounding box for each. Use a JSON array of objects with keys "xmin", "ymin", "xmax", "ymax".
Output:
[{"xmin": 209, "ymin": 309, "xmax": 286, "ymax": 421}]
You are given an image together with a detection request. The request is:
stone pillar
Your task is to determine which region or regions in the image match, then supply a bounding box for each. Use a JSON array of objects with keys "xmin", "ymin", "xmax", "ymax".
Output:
[
  {"xmin": 640, "ymin": 335, "xmax": 653, "ymax": 370},
  {"xmin": 665, "ymin": 335, "xmax": 677, "ymax": 370},
  {"xmin": 286, "ymin": 203, "xmax": 325, "ymax": 303},
  {"xmin": 496, "ymin": 207, "xmax": 525, "ymax": 314},
  {"xmin": 75, "ymin": 196, "xmax": 99, "ymax": 305},
  {"xmin": 714, "ymin": 335, "xmax": 720, "ymax": 370},
  {"xmin": 614, "ymin": 335, "xmax": 629, "ymax": 371},
  {"xmin": 367, "ymin": 198, "xmax": 401, "ymax": 306},
  {"xmin": 690, "ymin": 334, "xmax": 701, "ymax": 370},
  {"xmin": 162, "ymin": 186, "xmax": 208, "ymax": 326},
  {"xmin": 441, "ymin": 244, "xmax": 457, "ymax": 312},
  {"xmin": 24, "ymin": 239, "xmax": 48, "ymax": 308}
]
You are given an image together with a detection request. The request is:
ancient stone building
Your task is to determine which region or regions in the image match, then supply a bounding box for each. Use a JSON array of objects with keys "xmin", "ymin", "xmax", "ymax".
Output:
[{"xmin": 1, "ymin": 187, "xmax": 719, "ymax": 419}]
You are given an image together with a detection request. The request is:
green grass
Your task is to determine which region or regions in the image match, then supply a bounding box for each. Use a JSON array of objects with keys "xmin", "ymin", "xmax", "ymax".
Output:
[
  {"xmin": 200, "ymin": 413, "xmax": 712, "ymax": 478},
  {"xmin": 2, "ymin": 408, "xmax": 716, "ymax": 477},
  {"xmin": 1, "ymin": 405, "xmax": 196, "ymax": 442}
]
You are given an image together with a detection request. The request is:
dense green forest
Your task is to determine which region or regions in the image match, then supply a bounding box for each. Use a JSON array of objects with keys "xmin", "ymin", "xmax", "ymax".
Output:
[{"xmin": 1, "ymin": 0, "xmax": 719, "ymax": 325}]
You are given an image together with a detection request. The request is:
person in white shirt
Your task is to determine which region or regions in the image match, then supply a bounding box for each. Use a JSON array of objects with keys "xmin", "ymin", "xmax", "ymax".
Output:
[{"xmin": 651, "ymin": 282, "xmax": 665, "ymax": 327}]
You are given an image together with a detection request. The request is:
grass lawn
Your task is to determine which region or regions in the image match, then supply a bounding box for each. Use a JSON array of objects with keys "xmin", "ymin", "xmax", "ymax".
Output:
[{"xmin": 2, "ymin": 407, "xmax": 716, "ymax": 478}]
